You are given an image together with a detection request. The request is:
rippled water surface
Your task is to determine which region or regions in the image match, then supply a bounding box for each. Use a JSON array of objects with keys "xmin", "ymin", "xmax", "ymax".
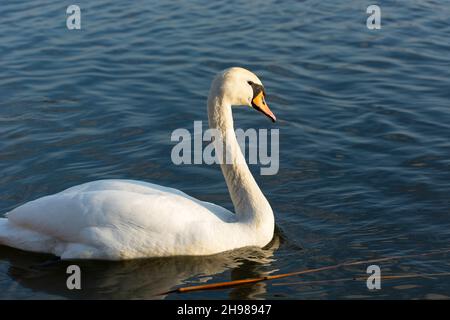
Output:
[{"xmin": 1, "ymin": 1, "xmax": 450, "ymax": 299}]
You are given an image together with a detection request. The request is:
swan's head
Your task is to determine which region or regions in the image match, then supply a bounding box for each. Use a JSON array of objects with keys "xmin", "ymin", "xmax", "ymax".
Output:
[{"xmin": 213, "ymin": 67, "xmax": 276, "ymax": 122}]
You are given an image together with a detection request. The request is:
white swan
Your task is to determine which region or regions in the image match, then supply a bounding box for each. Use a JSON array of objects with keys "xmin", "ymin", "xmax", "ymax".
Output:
[{"xmin": 0, "ymin": 67, "xmax": 277, "ymax": 260}]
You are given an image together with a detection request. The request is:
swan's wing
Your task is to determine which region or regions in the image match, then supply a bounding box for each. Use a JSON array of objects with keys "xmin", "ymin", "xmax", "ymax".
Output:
[
  {"xmin": 59, "ymin": 179, "xmax": 234, "ymax": 221},
  {"xmin": 2, "ymin": 179, "xmax": 236, "ymax": 259}
]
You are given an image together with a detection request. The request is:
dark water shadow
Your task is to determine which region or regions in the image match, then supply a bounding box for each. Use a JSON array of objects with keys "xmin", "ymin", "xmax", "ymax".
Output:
[{"xmin": 0, "ymin": 234, "xmax": 281, "ymax": 299}]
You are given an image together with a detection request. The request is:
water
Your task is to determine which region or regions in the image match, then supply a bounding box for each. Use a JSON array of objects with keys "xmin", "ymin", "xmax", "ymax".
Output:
[{"xmin": 1, "ymin": 0, "xmax": 449, "ymax": 299}]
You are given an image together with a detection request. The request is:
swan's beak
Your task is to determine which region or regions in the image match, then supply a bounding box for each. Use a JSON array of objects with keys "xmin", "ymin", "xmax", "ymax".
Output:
[{"xmin": 252, "ymin": 91, "xmax": 276, "ymax": 122}]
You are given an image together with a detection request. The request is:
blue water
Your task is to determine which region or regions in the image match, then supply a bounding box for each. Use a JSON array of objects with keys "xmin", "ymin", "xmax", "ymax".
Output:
[{"xmin": 1, "ymin": 1, "xmax": 450, "ymax": 299}]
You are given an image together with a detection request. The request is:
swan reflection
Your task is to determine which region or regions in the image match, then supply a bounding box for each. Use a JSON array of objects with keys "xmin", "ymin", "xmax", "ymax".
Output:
[{"xmin": 0, "ymin": 234, "xmax": 280, "ymax": 299}]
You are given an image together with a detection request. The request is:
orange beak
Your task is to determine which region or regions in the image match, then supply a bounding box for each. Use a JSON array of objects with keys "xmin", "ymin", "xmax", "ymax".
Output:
[{"xmin": 252, "ymin": 91, "xmax": 276, "ymax": 122}]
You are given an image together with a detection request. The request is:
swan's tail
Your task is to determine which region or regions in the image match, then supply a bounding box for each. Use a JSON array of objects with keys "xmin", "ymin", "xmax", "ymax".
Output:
[
  {"xmin": 0, "ymin": 218, "xmax": 10, "ymax": 241},
  {"xmin": 0, "ymin": 217, "xmax": 54, "ymax": 254},
  {"xmin": 0, "ymin": 217, "xmax": 16, "ymax": 247}
]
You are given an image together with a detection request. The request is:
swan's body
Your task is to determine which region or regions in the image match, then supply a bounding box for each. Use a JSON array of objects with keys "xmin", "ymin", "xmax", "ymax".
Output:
[
  {"xmin": 0, "ymin": 179, "xmax": 270, "ymax": 260},
  {"xmin": 0, "ymin": 67, "xmax": 276, "ymax": 260}
]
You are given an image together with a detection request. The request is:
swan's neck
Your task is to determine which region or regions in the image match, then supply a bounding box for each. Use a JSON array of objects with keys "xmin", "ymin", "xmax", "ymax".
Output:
[{"xmin": 207, "ymin": 94, "xmax": 274, "ymax": 230}]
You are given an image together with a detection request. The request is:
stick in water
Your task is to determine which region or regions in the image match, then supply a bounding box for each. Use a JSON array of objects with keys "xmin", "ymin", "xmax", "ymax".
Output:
[{"xmin": 158, "ymin": 248, "xmax": 450, "ymax": 295}]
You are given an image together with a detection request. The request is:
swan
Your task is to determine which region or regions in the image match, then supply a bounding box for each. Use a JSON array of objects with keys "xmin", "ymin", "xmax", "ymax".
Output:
[{"xmin": 0, "ymin": 67, "xmax": 277, "ymax": 260}]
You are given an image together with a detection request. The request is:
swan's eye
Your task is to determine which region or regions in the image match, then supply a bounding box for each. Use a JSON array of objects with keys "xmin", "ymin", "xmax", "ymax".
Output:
[{"xmin": 247, "ymin": 81, "xmax": 254, "ymax": 86}]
